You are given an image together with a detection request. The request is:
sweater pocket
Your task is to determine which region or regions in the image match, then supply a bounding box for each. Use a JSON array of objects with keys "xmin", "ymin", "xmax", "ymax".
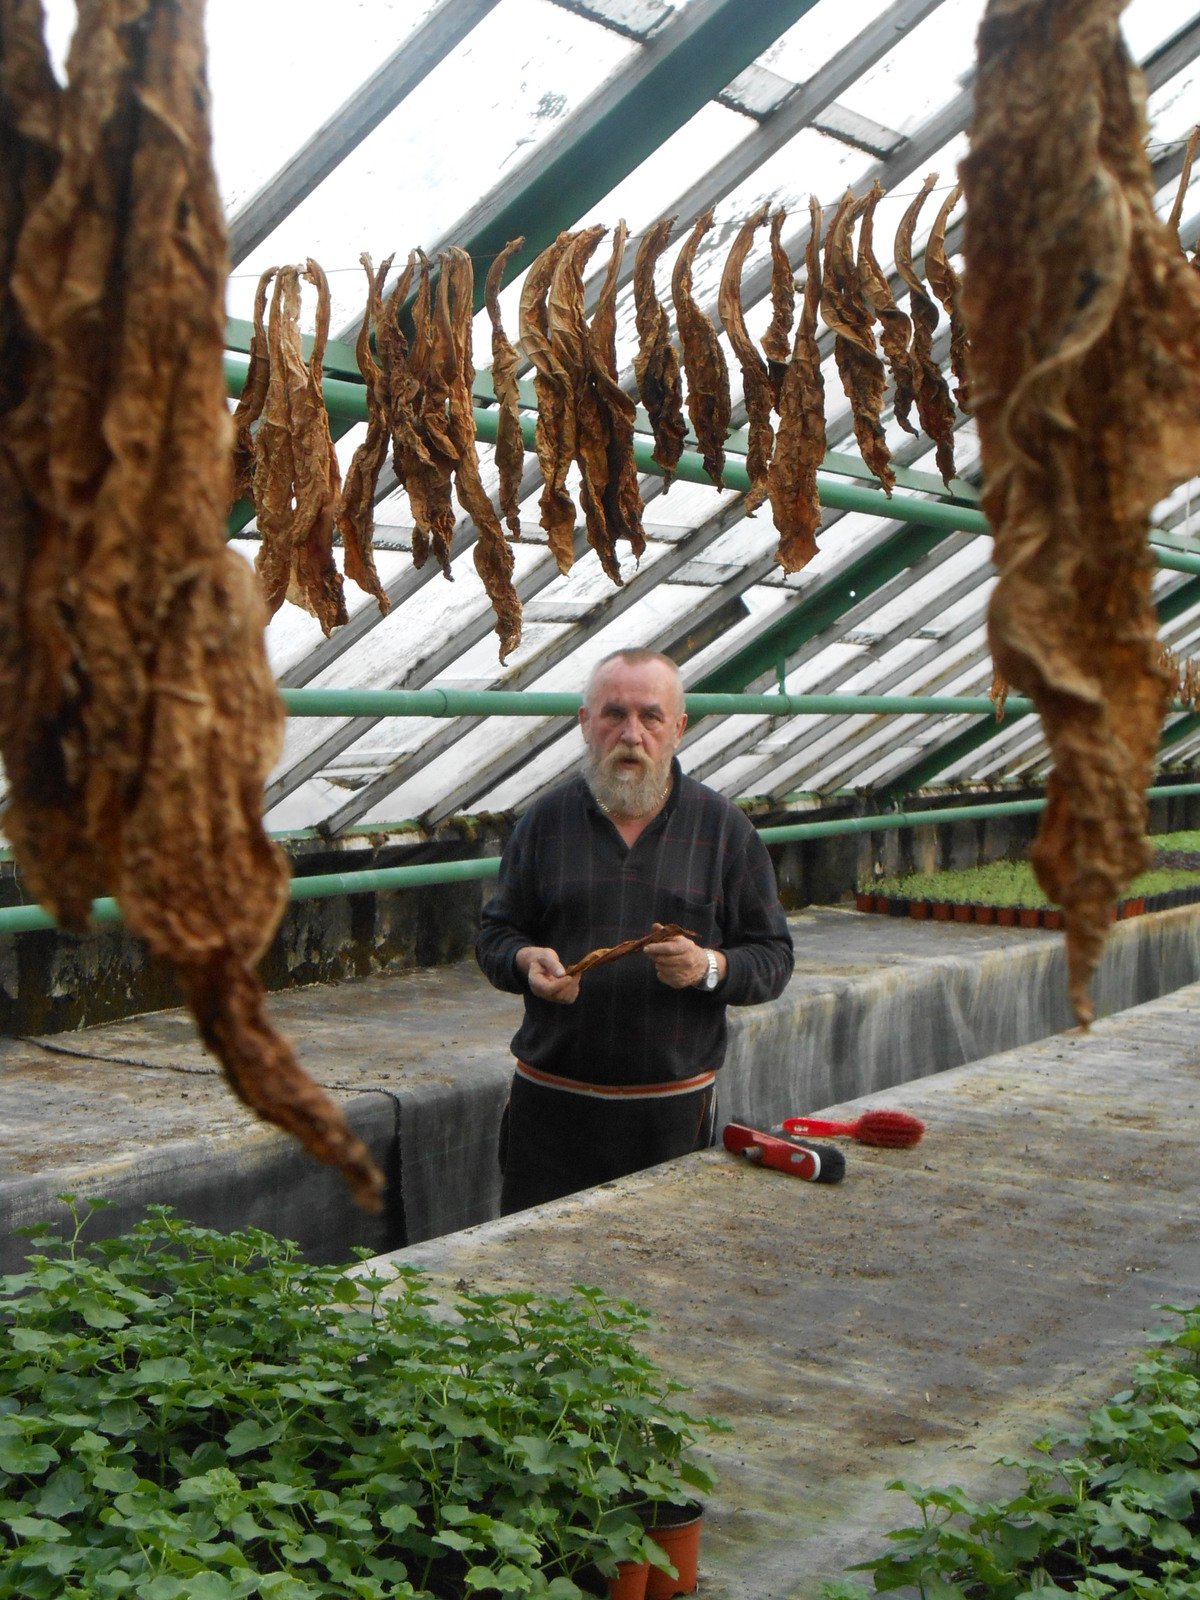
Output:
[{"xmin": 656, "ymin": 890, "xmax": 718, "ymax": 949}]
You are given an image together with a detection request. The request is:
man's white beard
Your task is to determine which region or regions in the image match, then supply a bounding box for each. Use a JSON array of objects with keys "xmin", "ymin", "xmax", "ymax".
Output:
[{"xmin": 585, "ymin": 744, "xmax": 673, "ymax": 818}]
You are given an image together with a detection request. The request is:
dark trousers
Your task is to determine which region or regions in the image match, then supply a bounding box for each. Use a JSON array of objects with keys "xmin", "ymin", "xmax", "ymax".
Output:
[{"xmin": 498, "ymin": 1070, "xmax": 718, "ymax": 1215}]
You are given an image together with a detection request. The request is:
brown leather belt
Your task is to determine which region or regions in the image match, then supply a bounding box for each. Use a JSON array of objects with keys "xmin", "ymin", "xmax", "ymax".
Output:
[{"xmin": 515, "ymin": 1060, "xmax": 716, "ymax": 1101}]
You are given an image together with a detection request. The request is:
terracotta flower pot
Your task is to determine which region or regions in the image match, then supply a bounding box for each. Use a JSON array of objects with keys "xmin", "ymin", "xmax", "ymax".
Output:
[
  {"xmin": 873, "ymin": 894, "xmax": 892, "ymax": 915},
  {"xmin": 932, "ymin": 901, "xmax": 951, "ymax": 921},
  {"xmin": 1122, "ymin": 896, "xmax": 1145, "ymax": 919},
  {"xmin": 608, "ymin": 1558, "xmax": 650, "ymax": 1600},
  {"xmin": 644, "ymin": 1502, "xmax": 704, "ymax": 1600},
  {"xmin": 974, "ymin": 903, "xmax": 995, "ymax": 925},
  {"xmin": 996, "ymin": 905, "xmax": 1018, "ymax": 927},
  {"xmin": 909, "ymin": 898, "xmax": 930, "ymax": 920},
  {"xmin": 1041, "ymin": 908, "xmax": 1064, "ymax": 930},
  {"xmin": 952, "ymin": 903, "xmax": 972, "ymax": 923},
  {"xmin": 855, "ymin": 891, "xmax": 874, "ymax": 913},
  {"xmin": 1017, "ymin": 907, "xmax": 1041, "ymax": 929}
]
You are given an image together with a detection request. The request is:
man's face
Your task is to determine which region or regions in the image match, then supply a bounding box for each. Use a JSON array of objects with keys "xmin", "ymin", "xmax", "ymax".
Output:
[{"xmin": 580, "ymin": 659, "xmax": 687, "ymax": 818}]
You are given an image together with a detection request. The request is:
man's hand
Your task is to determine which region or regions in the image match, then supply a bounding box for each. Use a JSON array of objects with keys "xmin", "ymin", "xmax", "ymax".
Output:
[
  {"xmin": 516, "ymin": 946, "xmax": 580, "ymax": 1004},
  {"xmin": 643, "ymin": 935, "xmax": 726, "ymax": 990}
]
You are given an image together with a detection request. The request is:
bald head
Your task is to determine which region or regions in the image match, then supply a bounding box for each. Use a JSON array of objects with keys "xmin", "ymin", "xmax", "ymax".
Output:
[{"xmin": 584, "ymin": 650, "xmax": 684, "ymax": 719}]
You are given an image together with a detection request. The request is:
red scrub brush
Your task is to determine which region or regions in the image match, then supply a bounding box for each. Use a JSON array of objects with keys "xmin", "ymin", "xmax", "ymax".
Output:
[{"xmin": 781, "ymin": 1109, "xmax": 925, "ymax": 1148}]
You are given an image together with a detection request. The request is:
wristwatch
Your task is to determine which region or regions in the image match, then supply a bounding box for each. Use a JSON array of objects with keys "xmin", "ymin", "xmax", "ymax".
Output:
[{"xmin": 695, "ymin": 949, "xmax": 721, "ymax": 991}]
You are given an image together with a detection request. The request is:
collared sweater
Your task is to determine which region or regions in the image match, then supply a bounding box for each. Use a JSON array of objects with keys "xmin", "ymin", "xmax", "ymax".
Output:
[{"xmin": 475, "ymin": 762, "xmax": 794, "ymax": 1085}]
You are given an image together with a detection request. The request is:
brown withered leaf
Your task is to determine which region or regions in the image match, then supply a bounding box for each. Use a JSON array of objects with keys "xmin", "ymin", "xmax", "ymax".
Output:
[
  {"xmin": 1, "ymin": 0, "xmax": 382, "ymax": 1208},
  {"xmin": 588, "ymin": 220, "xmax": 646, "ymax": 565},
  {"xmin": 415, "ymin": 251, "xmax": 460, "ymax": 579},
  {"xmin": 1167, "ymin": 126, "xmax": 1200, "ymax": 247},
  {"xmin": 228, "ymin": 267, "xmax": 275, "ymax": 506},
  {"xmin": 718, "ymin": 203, "xmax": 774, "ymax": 514},
  {"xmin": 549, "ymin": 225, "xmax": 619, "ymax": 582},
  {"xmin": 563, "ymin": 923, "xmax": 695, "ymax": 979},
  {"xmin": 822, "ymin": 188, "xmax": 894, "ymax": 494},
  {"xmin": 377, "ymin": 251, "xmax": 431, "ymax": 566},
  {"xmin": 333, "ymin": 252, "xmax": 393, "ymax": 616},
  {"xmin": 989, "ymin": 670, "xmax": 1009, "ymax": 722},
  {"xmin": 673, "ymin": 207, "xmax": 731, "ymax": 489},
  {"xmin": 857, "ymin": 181, "xmax": 918, "ymax": 435},
  {"xmin": 768, "ymin": 195, "xmax": 826, "ymax": 573},
  {"xmin": 632, "ymin": 216, "xmax": 686, "ymax": 489},
  {"xmin": 520, "ymin": 231, "xmax": 577, "ymax": 574},
  {"xmin": 761, "ymin": 207, "xmax": 795, "ymax": 405},
  {"xmin": 962, "ymin": 0, "xmax": 1200, "ymax": 1024},
  {"xmin": 484, "ymin": 235, "xmax": 526, "ymax": 537},
  {"xmin": 925, "ymin": 182, "xmax": 970, "ymax": 411},
  {"xmin": 440, "ymin": 246, "xmax": 522, "ymax": 662},
  {"xmin": 894, "ymin": 173, "xmax": 958, "ymax": 486}
]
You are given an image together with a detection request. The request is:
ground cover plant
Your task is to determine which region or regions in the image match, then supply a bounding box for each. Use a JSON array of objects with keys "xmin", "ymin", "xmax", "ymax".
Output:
[
  {"xmin": 820, "ymin": 1301, "xmax": 1200, "ymax": 1599},
  {"xmin": 0, "ymin": 1202, "xmax": 719, "ymax": 1599}
]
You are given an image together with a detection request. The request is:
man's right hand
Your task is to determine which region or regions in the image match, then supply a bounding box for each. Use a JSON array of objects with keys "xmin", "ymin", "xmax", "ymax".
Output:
[{"xmin": 515, "ymin": 946, "xmax": 580, "ymax": 1004}]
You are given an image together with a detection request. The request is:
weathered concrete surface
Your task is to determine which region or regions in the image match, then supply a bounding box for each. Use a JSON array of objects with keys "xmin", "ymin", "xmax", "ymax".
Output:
[{"xmin": 380, "ymin": 983, "xmax": 1200, "ymax": 1599}]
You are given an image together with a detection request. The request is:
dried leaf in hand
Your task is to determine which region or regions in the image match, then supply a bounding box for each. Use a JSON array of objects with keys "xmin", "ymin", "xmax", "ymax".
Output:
[
  {"xmin": 440, "ymin": 247, "xmax": 522, "ymax": 662},
  {"xmin": 895, "ymin": 173, "xmax": 958, "ymax": 486},
  {"xmin": 520, "ymin": 231, "xmax": 577, "ymax": 574},
  {"xmin": 673, "ymin": 207, "xmax": 731, "ymax": 488},
  {"xmin": 485, "ymin": 234, "xmax": 526, "ymax": 537},
  {"xmin": 588, "ymin": 220, "xmax": 646, "ymax": 565},
  {"xmin": 962, "ymin": 0, "xmax": 1200, "ymax": 1024},
  {"xmin": 1, "ymin": 0, "xmax": 382, "ymax": 1208},
  {"xmin": 822, "ymin": 189, "xmax": 894, "ymax": 494},
  {"xmin": 632, "ymin": 216, "xmax": 686, "ymax": 489},
  {"xmin": 924, "ymin": 182, "xmax": 970, "ymax": 411},
  {"xmin": 768, "ymin": 196, "xmax": 826, "ymax": 573},
  {"xmin": 563, "ymin": 922, "xmax": 695, "ymax": 978},
  {"xmin": 1166, "ymin": 125, "xmax": 1200, "ymax": 247},
  {"xmin": 857, "ymin": 181, "xmax": 917, "ymax": 435},
  {"xmin": 761, "ymin": 207, "xmax": 795, "ymax": 405},
  {"xmin": 718, "ymin": 202, "xmax": 774, "ymax": 514},
  {"xmin": 228, "ymin": 267, "xmax": 275, "ymax": 506},
  {"xmin": 334, "ymin": 251, "xmax": 394, "ymax": 616}
]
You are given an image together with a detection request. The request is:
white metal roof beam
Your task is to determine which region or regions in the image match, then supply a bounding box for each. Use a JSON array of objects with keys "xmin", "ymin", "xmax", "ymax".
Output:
[{"xmin": 546, "ymin": 0, "xmax": 674, "ymax": 43}]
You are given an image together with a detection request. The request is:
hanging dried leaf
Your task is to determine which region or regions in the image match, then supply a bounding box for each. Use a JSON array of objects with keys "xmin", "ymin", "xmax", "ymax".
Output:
[
  {"xmin": 413, "ymin": 250, "xmax": 459, "ymax": 579},
  {"xmin": 1166, "ymin": 126, "xmax": 1200, "ymax": 247},
  {"xmin": 519, "ymin": 231, "xmax": 577, "ymax": 574},
  {"xmin": 856, "ymin": 181, "xmax": 918, "ymax": 436},
  {"xmin": 1, "ymin": 0, "xmax": 382, "ymax": 1208},
  {"xmin": 962, "ymin": 0, "xmax": 1200, "ymax": 1024},
  {"xmin": 587, "ymin": 220, "xmax": 646, "ymax": 565},
  {"xmin": 894, "ymin": 173, "xmax": 958, "ymax": 486},
  {"xmin": 334, "ymin": 251, "xmax": 394, "ymax": 616},
  {"xmin": 484, "ymin": 234, "xmax": 526, "ymax": 537},
  {"xmin": 822, "ymin": 188, "xmax": 894, "ymax": 494},
  {"xmin": 761, "ymin": 207, "xmax": 795, "ymax": 405},
  {"xmin": 440, "ymin": 246, "xmax": 522, "ymax": 661},
  {"xmin": 228, "ymin": 267, "xmax": 275, "ymax": 506},
  {"xmin": 672, "ymin": 207, "xmax": 731, "ymax": 489},
  {"xmin": 632, "ymin": 216, "xmax": 686, "ymax": 489},
  {"xmin": 924, "ymin": 182, "xmax": 970, "ymax": 411},
  {"xmin": 718, "ymin": 202, "xmax": 774, "ymax": 514},
  {"xmin": 989, "ymin": 670, "xmax": 1009, "ymax": 722},
  {"xmin": 377, "ymin": 251, "xmax": 430, "ymax": 567},
  {"xmin": 768, "ymin": 196, "xmax": 826, "ymax": 573}
]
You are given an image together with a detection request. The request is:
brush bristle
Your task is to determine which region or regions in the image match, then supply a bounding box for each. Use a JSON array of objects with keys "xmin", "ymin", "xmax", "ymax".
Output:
[{"xmin": 855, "ymin": 1109, "xmax": 925, "ymax": 1148}]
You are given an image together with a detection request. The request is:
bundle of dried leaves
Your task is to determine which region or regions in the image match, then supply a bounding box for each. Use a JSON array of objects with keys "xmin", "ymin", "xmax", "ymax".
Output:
[
  {"xmin": 632, "ymin": 216, "xmax": 686, "ymax": 488},
  {"xmin": 334, "ymin": 250, "xmax": 394, "ymax": 616},
  {"xmin": 407, "ymin": 251, "xmax": 458, "ymax": 579},
  {"xmin": 895, "ymin": 173, "xmax": 958, "ymax": 486},
  {"xmin": 857, "ymin": 180, "xmax": 918, "ymax": 435},
  {"xmin": 822, "ymin": 188, "xmax": 894, "ymax": 494},
  {"xmin": 485, "ymin": 235, "xmax": 526, "ymax": 537},
  {"xmin": 253, "ymin": 260, "xmax": 349, "ymax": 635},
  {"xmin": 768, "ymin": 196, "xmax": 826, "ymax": 573},
  {"xmin": 672, "ymin": 207, "xmax": 731, "ymax": 489},
  {"xmin": 962, "ymin": 0, "xmax": 1200, "ymax": 1024},
  {"xmin": 0, "ymin": 0, "xmax": 382, "ymax": 1207},
  {"xmin": 587, "ymin": 220, "xmax": 646, "ymax": 567},
  {"xmin": 520, "ymin": 231, "xmax": 577, "ymax": 574},
  {"xmin": 718, "ymin": 202, "xmax": 775, "ymax": 514},
  {"xmin": 924, "ymin": 182, "xmax": 970, "ymax": 412},
  {"xmin": 761, "ymin": 207, "xmax": 795, "ymax": 404}
]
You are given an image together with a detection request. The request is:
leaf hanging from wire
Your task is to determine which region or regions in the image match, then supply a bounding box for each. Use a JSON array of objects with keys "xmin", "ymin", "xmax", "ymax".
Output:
[
  {"xmin": 894, "ymin": 173, "xmax": 958, "ymax": 486},
  {"xmin": 672, "ymin": 206, "xmax": 731, "ymax": 489},
  {"xmin": 485, "ymin": 234, "xmax": 526, "ymax": 538},
  {"xmin": 718, "ymin": 201, "xmax": 775, "ymax": 514},
  {"xmin": 768, "ymin": 196, "xmax": 826, "ymax": 573},
  {"xmin": 588, "ymin": 219, "xmax": 646, "ymax": 565},
  {"xmin": 228, "ymin": 267, "xmax": 275, "ymax": 506},
  {"xmin": 520, "ymin": 230, "xmax": 577, "ymax": 574},
  {"xmin": 856, "ymin": 180, "xmax": 918, "ymax": 436},
  {"xmin": 632, "ymin": 215, "xmax": 686, "ymax": 489},
  {"xmin": 1166, "ymin": 125, "xmax": 1200, "ymax": 247},
  {"xmin": 822, "ymin": 188, "xmax": 894, "ymax": 494},
  {"xmin": 334, "ymin": 250, "xmax": 394, "ymax": 616},
  {"xmin": 924, "ymin": 182, "xmax": 970, "ymax": 412},
  {"xmin": 761, "ymin": 207, "xmax": 795, "ymax": 405}
]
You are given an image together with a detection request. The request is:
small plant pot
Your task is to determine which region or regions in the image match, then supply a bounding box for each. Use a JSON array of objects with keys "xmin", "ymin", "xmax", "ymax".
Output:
[
  {"xmin": 1041, "ymin": 907, "xmax": 1064, "ymax": 930},
  {"xmin": 932, "ymin": 901, "xmax": 952, "ymax": 921},
  {"xmin": 855, "ymin": 891, "xmax": 874, "ymax": 913},
  {"xmin": 887, "ymin": 896, "xmax": 910, "ymax": 918},
  {"xmin": 644, "ymin": 1502, "xmax": 704, "ymax": 1600},
  {"xmin": 974, "ymin": 903, "xmax": 995, "ymax": 925},
  {"xmin": 952, "ymin": 902, "xmax": 973, "ymax": 923},
  {"xmin": 608, "ymin": 1558, "xmax": 651, "ymax": 1600},
  {"xmin": 873, "ymin": 894, "xmax": 892, "ymax": 914},
  {"xmin": 1122, "ymin": 896, "xmax": 1145, "ymax": 919},
  {"xmin": 909, "ymin": 898, "xmax": 930, "ymax": 920},
  {"xmin": 996, "ymin": 905, "xmax": 1018, "ymax": 927},
  {"xmin": 1017, "ymin": 907, "xmax": 1041, "ymax": 929}
]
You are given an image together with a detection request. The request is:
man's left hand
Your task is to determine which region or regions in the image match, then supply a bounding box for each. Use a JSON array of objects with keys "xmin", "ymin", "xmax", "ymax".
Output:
[{"xmin": 643, "ymin": 935, "xmax": 725, "ymax": 990}]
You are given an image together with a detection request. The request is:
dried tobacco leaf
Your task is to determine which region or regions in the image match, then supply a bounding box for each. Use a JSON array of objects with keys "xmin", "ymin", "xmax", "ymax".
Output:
[
  {"xmin": 768, "ymin": 195, "xmax": 826, "ymax": 573},
  {"xmin": 414, "ymin": 250, "xmax": 459, "ymax": 579},
  {"xmin": 717, "ymin": 202, "xmax": 774, "ymax": 514},
  {"xmin": 822, "ymin": 188, "xmax": 894, "ymax": 494},
  {"xmin": 228, "ymin": 266, "xmax": 274, "ymax": 507},
  {"xmin": 440, "ymin": 246, "xmax": 522, "ymax": 661},
  {"xmin": 989, "ymin": 670, "xmax": 1009, "ymax": 722},
  {"xmin": 856, "ymin": 180, "xmax": 918, "ymax": 436},
  {"xmin": 484, "ymin": 234, "xmax": 526, "ymax": 537},
  {"xmin": 924, "ymin": 182, "xmax": 970, "ymax": 411},
  {"xmin": 962, "ymin": 0, "xmax": 1200, "ymax": 1024},
  {"xmin": 672, "ymin": 207, "xmax": 731, "ymax": 489},
  {"xmin": 761, "ymin": 207, "xmax": 795, "ymax": 405},
  {"xmin": 520, "ymin": 231, "xmax": 577, "ymax": 574},
  {"xmin": 1167, "ymin": 125, "xmax": 1200, "ymax": 247},
  {"xmin": 894, "ymin": 173, "xmax": 958, "ymax": 486},
  {"xmin": 587, "ymin": 220, "xmax": 646, "ymax": 565},
  {"xmin": 2, "ymin": 0, "xmax": 382, "ymax": 1207},
  {"xmin": 632, "ymin": 216, "xmax": 686, "ymax": 489},
  {"xmin": 377, "ymin": 251, "xmax": 432, "ymax": 567},
  {"xmin": 562, "ymin": 922, "xmax": 694, "ymax": 979},
  {"xmin": 333, "ymin": 252, "xmax": 393, "ymax": 616}
]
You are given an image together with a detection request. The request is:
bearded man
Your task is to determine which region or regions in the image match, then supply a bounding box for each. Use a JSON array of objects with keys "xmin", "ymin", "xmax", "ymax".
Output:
[{"xmin": 476, "ymin": 648, "xmax": 794, "ymax": 1214}]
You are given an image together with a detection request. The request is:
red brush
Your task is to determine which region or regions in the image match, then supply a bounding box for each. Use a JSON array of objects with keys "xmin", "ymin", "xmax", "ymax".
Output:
[{"xmin": 781, "ymin": 1109, "xmax": 925, "ymax": 1148}]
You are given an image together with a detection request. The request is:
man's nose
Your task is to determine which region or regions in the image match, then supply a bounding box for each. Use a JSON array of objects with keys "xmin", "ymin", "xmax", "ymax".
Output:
[{"xmin": 618, "ymin": 717, "xmax": 643, "ymax": 743}]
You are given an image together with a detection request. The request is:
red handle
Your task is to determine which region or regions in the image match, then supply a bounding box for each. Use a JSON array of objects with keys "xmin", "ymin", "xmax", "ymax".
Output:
[
  {"xmin": 781, "ymin": 1115, "xmax": 847, "ymax": 1137},
  {"xmin": 723, "ymin": 1123, "xmax": 820, "ymax": 1179}
]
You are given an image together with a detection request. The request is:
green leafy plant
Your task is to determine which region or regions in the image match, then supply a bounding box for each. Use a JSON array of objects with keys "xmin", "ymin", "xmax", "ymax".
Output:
[
  {"xmin": 864, "ymin": 850, "xmax": 1200, "ymax": 909},
  {"xmin": 820, "ymin": 1301, "xmax": 1200, "ymax": 1600},
  {"xmin": 0, "ymin": 1201, "xmax": 720, "ymax": 1599}
]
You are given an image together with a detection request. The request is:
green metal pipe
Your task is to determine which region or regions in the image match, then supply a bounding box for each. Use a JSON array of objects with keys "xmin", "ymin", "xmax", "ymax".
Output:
[{"xmin": 280, "ymin": 687, "xmax": 1039, "ymax": 718}]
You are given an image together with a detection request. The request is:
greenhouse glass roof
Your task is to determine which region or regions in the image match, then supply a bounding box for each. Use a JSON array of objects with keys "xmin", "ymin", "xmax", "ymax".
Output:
[{"xmin": 28, "ymin": 0, "xmax": 1200, "ymax": 837}]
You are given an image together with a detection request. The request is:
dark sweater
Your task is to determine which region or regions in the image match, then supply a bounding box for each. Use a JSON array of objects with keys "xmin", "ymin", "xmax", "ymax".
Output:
[{"xmin": 475, "ymin": 763, "xmax": 794, "ymax": 1085}]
